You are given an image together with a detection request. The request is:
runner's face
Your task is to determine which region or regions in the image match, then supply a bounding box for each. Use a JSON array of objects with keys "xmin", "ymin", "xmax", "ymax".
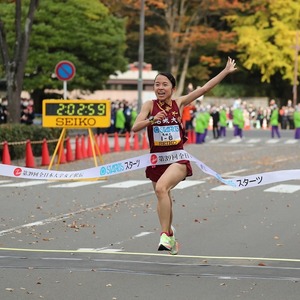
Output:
[{"xmin": 154, "ymin": 75, "xmax": 174, "ymax": 101}]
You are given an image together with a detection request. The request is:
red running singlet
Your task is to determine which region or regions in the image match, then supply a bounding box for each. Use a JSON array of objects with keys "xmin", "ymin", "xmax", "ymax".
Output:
[{"xmin": 146, "ymin": 99, "xmax": 192, "ymax": 182}]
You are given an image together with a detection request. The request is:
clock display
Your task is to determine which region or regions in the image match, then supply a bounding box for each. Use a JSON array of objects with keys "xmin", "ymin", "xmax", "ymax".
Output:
[
  {"xmin": 42, "ymin": 100, "xmax": 111, "ymax": 128},
  {"xmin": 45, "ymin": 103, "xmax": 107, "ymax": 116}
]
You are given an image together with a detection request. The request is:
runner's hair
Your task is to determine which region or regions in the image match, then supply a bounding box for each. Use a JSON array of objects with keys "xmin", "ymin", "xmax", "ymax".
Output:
[{"xmin": 155, "ymin": 72, "xmax": 176, "ymax": 88}]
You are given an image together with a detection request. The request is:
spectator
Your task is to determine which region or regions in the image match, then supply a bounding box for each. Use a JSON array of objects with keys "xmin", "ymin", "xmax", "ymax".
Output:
[
  {"xmin": 20, "ymin": 106, "xmax": 34, "ymax": 125},
  {"xmin": 182, "ymin": 103, "xmax": 196, "ymax": 131},
  {"xmin": 115, "ymin": 103, "xmax": 126, "ymax": 134},
  {"xmin": 270, "ymin": 101, "xmax": 280, "ymax": 138},
  {"xmin": 20, "ymin": 98, "xmax": 35, "ymax": 125},
  {"xmin": 232, "ymin": 100, "xmax": 244, "ymax": 138},
  {"xmin": 202, "ymin": 106, "xmax": 211, "ymax": 143},
  {"xmin": 130, "ymin": 104, "xmax": 138, "ymax": 129},
  {"xmin": 280, "ymin": 105, "xmax": 288, "ymax": 129},
  {"xmin": 287, "ymin": 99, "xmax": 295, "ymax": 129},
  {"xmin": 123, "ymin": 100, "xmax": 132, "ymax": 132},
  {"xmin": 219, "ymin": 105, "xmax": 227, "ymax": 137},
  {"xmin": 256, "ymin": 107, "xmax": 264, "ymax": 129},
  {"xmin": 194, "ymin": 107, "xmax": 206, "ymax": 144},
  {"xmin": 0, "ymin": 98, "xmax": 8, "ymax": 124},
  {"xmin": 293, "ymin": 103, "xmax": 300, "ymax": 139},
  {"xmin": 210, "ymin": 106, "xmax": 220, "ymax": 139}
]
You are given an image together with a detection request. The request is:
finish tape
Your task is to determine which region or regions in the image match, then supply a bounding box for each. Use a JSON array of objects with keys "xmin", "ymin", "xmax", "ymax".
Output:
[{"xmin": 0, "ymin": 150, "xmax": 299, "ymax": 190}]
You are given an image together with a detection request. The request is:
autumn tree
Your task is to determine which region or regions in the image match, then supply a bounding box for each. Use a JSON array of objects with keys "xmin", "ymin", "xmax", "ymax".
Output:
[
  {"xmin": 226, "ymin": 0, "xmax": 300, "ymax": 87},
  {"xmin": 102, "ymin": 0, "xmax": 242, "ymax": 96}
]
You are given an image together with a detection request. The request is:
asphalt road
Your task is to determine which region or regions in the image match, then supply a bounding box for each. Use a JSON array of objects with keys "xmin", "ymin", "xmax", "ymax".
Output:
[{"xmin": 1, "ymin": 129, "xmax": 300, "ymax": 300}]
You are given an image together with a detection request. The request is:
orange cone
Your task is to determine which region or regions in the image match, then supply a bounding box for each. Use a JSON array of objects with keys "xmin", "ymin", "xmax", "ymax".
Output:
[
  {"xmin": 114, "ymin": 132, "xmax": 120, "ymax": 152},
  {"xmin": 142, "ymin": 131, "xmax": 149, "ymax": 150},
  {"xmin": 25, "ymin": 140, "xmax": 35, "ymax": 167},
  {"xmin": 98, "ymin": 133, "xmax": 105, "ymax": 154},
  {"xmin": 41, "ymin": 139, "xmax": 50, "ymax": 166},
  {"xmin": 87, "ymin": 136, "xmax": 93, "ymax": 157},
  {"xmin": 2, "ymin": 141, "xmax": 11, "ymax": 165},
  {"xmin": 57, "ymin": 142, "xmax": 66, "ymax": 164},
  {"xmin": 104, "ymin": 133, "xmax": 110, "ymax": 153},
  {"xmin": 81, "ymin": 135, "xmax": 87, "ymax": 158},
  {"xmin": 66, "ymin": 137, "xmax": 74, "ymax": 162},
  {"xmin": 133, "ymin": 133, "xmax": 140, "ymax": 150},
  {"xmin": 124, "ymin": 132, "xmax": 131, "ymax": 151},
  {"xmin": 75, "ymin": 135, "xmax": 82, "ymax": 160}
]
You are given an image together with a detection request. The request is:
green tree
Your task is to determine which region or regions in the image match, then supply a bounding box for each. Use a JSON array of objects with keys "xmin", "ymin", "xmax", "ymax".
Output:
[
  {"xmin": 0, "ymin": 0, "xmax": 39, "ymax": 123},
  {"xmin": 226, "ymin": 0, "xmax": 300, "ymax": 84},
  {"xmin": 0, "ymin": 0, "xmax": 127, "ymax": 122}
]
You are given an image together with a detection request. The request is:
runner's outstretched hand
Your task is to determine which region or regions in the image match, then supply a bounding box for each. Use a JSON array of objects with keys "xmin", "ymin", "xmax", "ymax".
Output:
[{"xmin": 225, "ymin": 57, "xmax": 237, "ymax": 74}]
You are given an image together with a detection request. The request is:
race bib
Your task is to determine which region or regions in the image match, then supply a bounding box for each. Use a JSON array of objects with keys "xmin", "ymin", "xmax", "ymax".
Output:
[{"xmin": 153, "ymin": 125, "xmax": 181, "ymax": 146}]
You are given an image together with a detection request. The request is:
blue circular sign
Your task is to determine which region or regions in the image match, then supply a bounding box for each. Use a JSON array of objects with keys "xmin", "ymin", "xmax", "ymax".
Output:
[
  {"xmin": 55, "ymin": 60, "xmax": 76, "ymax": 81},
  {"xmin": 100, "ymin": 167, "xmax": 106, "ymax": 176}
]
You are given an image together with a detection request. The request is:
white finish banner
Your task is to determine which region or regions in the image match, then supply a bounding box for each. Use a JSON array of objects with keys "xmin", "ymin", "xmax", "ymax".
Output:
[{"xmin": 0, "ymin": 150, "xmax": 299, "ymax": 190}]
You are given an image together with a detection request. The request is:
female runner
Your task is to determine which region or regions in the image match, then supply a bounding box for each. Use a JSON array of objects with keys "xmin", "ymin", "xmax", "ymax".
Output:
[{"xmin": 132, "ymin": 57, "xmax": 237, "ymax": 254}]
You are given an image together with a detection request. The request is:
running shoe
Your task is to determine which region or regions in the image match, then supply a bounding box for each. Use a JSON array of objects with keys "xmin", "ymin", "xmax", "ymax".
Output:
[
  {"xmin": 158, "ymin": 226, "xmax": 179, "ymax": 255},
  {"xmin": 158, "ymin": 233, "xmax": 172, "ymax": 251},
  {"xmin": 169, "ymin": 226, "xmax": 179, "ymax": 255}
]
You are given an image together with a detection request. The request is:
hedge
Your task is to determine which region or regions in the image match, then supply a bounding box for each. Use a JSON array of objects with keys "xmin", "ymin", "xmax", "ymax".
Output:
[{"xmin": 0, "ymin": 124, "xmax": 61, "ymax": 160}]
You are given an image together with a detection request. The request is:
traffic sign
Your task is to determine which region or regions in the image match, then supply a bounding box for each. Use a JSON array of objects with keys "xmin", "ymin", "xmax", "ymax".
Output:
[{"xmin": 55, "ymin": 60, "xmax": 76, "ymax": 81}]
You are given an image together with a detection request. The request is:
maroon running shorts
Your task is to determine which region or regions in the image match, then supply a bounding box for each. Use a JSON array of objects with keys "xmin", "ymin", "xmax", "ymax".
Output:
[{"xmin": 145, "ymin": 160, "xmax": 192, "ymax": 183}]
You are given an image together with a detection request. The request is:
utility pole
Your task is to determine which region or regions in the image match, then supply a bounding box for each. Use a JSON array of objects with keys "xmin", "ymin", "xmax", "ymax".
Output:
[{"xmin": 137, "ymin": 0, "xmax": 145, "ymax": 113}]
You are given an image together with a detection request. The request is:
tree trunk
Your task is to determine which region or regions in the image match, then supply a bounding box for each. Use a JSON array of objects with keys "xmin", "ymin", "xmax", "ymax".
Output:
[
  {"xmin": 6, "ymin": 78, "xmax": 21, "ymax": 124},
  {"xmin": 0, "ymin": 0, "xmax": 39, "ymax": 123},
  {"xmin": 175, "ymin": 45, "xmax": 192, "ymax": 97}
]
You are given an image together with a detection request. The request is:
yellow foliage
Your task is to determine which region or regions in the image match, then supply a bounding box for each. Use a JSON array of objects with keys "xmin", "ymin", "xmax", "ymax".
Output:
[{"xmin": 228, "ymin": 0, "xmax": 300, "ymax": 83}]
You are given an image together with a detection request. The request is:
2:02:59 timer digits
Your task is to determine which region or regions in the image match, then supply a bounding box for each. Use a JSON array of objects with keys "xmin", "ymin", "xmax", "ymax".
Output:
[{"xmin": 45, "ymin": 102, "xmax": 107, "ymax": 116}]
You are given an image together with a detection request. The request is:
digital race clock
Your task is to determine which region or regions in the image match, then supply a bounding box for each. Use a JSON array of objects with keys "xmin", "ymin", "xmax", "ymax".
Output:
[{"xmin": 42, "ymin": 100, "xmax": 111, "ymax": 128}]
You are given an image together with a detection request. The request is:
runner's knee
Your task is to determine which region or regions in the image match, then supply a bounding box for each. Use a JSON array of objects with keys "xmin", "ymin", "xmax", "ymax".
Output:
[{"xmin": 154, "ymin": 182, "xmax": 169, "ymax": 198}]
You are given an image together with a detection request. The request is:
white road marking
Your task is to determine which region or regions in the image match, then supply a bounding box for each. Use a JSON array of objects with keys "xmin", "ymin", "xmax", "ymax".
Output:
[
  {"xmin": 246, "ymin": 139, "xmax": 261, "ymax": 143},
  {"xmin": 266, "ymin": 139, "xmax": 280, "ymax": 144},
  {"xmin": 221, "ymin": 169, "xmax": 249, "ymax": 176},
  {"xmin": 264, "ymin": 184, "xmax": 300, "ymax": 194},
  {"xmin": 227, "ymin": 138, "xmax": 242, "ymax": 144},
  {"xmin": 0, "ymin": 180, "xmax": 12, "ymax": 184},
  {"xmin": 211, "ymin": 185, "xmax": 240, "ymax": 191},
  {"xmin": 0, "ymin": 180, "xmax": 49, "ymax": 187},
  {"xmin": 49, "ymin": 181, "xmax": 106, "ymax": 188},
  {"xmin": 77, "ymin": 248, "xmax": 123, "ymax": 253},
  {"xmin": 173, "ymin": 180, "xmax": 205, "ymax": 189},
  {"xmin": 284, "ymin": 139, "xmax": 298, "ymax": 144},
  {"xmin": 102, "ymin": 180, "xmax": 150, "ymax": 188},
  {"xmin": 209, "ymin": 139, "xmax": 224, "ymax": 143},
  {"xmin": 0, "ymin": 191, "xmax": 155, "ymax": 236},
  {"xmin": 132, "ymin": 232, "xmax": 153, "ymax": 238},
  {"xmin": 77, "ymin": 232, "xmax": 153, "ymax": 253}
]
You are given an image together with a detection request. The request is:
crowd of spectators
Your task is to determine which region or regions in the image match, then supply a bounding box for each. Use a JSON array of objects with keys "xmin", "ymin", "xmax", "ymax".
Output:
[
  {"xmin": 0, "ymin": 97, "xmax": 35, "ymax": 125},
  {"xmin": 97, "ymin": 99, "xmax": 137, "ymax": 135},
  {"xmin": 1, "ymin": 96, "xmax": 299, "ymax": 140},
  {"xmin": 186, "ymin": 98, "xmax": 297, "ymax": 130},
  {"xmin": 96, "ymin": 97, "xmax": 300, "ymax": 140}
]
